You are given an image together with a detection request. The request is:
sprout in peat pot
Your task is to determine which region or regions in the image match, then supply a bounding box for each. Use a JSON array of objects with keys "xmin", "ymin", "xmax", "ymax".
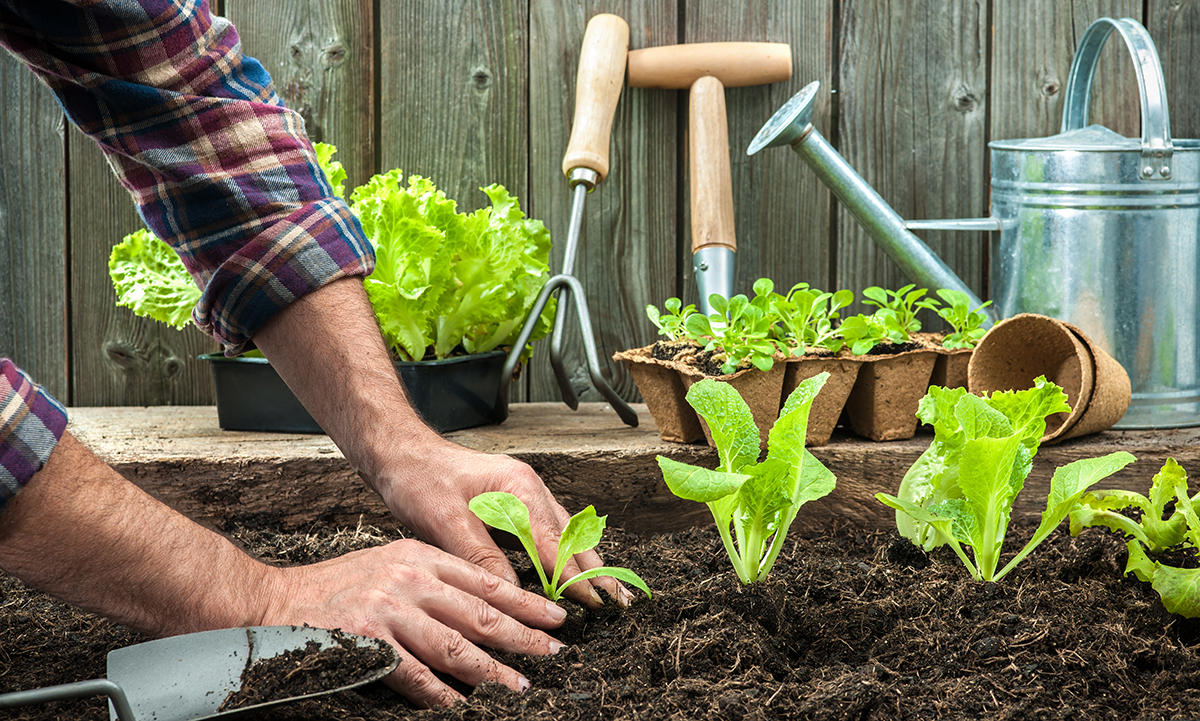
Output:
[
  {"xmin": 469, "ymin": 492, "xmax": 651, "ymax": 602},
  {"xmin": 876, "ymin": 378, "xmax": 1136, "ymax": 582},
  {"xmin": 646, "ymin": 297, "xmax": 698, "ymax": 343},
  {"xmin": 1071, "ymin": 458, "xmax": 1200, "ymax": 618},
  {"xmin": 935, "ymin": 288, "xmax": 992, "ymax": 350},
  {"xmin": 657, "ymin": 372, "xmax": 837, "ymax": 583},
  {"xmin": 684, "ymin": 284, "xmax": 783, "ymax": 375}
]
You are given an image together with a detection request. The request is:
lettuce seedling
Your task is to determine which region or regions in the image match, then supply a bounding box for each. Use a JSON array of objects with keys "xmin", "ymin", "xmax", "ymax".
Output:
[
  {"xmin": 1069, "ymin": 457, "xmax": 1189, "ymax": 553},
  {"xmin": 657, "ymin": 373, "xmax": 837, "ymax": 583},
  {"xmin": 773, "ymin": 283, "xmax": 854, "ymax": 355},
  {"xmin": 877, "ymin": 379, "xmax": 1135, "ymax": 582},
  {"xmin": 646, "ymin": 297, "xmax": 697, "ymax": 342},
  {"xmin": 469, "ymin": 492, "xmax": 651, "ymax": 602},
  {"xmin": 1073, "ymin": 458, "xmax": 1200, "ymax": 618},
  {"xmin": 837, "ymin": 312, "xmax": 892, "ymax": 355},
  {"xmin": 862, "ymin": 284, "xmax": 939, "ymax": 337},
  {"xmin": 935, "ymin": 288, "xmax": 992, "ymax": 350},
  {"xmin": 109, "ymin": 229, "xmax": 201, "ymax": 329},
  {"xmin": 684, "ymin": 292, "xmax": 782, "ymax": 374}
]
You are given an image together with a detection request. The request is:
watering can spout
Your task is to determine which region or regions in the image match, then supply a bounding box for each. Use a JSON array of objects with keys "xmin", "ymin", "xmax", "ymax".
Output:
[{"xmin": 749, "ymin": 81, "xmax": 996, "ymax": 325}]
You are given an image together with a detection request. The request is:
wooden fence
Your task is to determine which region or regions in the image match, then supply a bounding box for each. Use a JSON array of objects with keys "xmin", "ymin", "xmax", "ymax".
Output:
[{"xmin": 2, "ymin": 0, "xmax": 1197, "ymax": 408}]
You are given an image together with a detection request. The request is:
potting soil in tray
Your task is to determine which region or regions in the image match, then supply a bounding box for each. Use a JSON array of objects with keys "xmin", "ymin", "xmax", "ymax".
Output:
[{"xmin": 2, "ymin": 517, "xmax": 1198, "ymax": 720}]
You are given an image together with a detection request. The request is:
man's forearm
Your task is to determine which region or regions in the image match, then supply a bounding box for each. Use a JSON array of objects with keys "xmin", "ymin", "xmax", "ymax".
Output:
[{"xmin": 0, "ymin": 432, "xmax": 273, "ymax": 637}]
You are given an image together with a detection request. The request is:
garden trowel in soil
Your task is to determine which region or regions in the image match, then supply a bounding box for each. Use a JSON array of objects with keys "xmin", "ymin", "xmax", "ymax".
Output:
[
  {"xmin": 0, "ymin": 625, "xmax": 398, "ymax": 721},
  {"xmin": 625, "ymin": 41, "xmax": 792, "ymax": 314},
  {"xmin": 495, "ymin": 13, "xmax": 638, "ymax": 427}
]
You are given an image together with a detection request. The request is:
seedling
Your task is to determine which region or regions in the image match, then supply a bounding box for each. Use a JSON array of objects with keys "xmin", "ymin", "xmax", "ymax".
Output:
[
  {"xmin": 684, "ymin": 289, "xmax": 782, "ymax": 375},
  {"xmin": 1072, "ymin": 458, "xmax": 1200, "ymax": 617},
  {"xmin": 469, "ymin": 492, "xmax": 651, "ymax": 602},
  {"xmin": 877, "ymin": 379, "xmax": 1135, "ymax": 582},
  {"xmin": 837, "ymin": 312, "xmax": 893, "ymax": 355},
  {"xmin": 935, "ymin": 289, "xmax": 992, "ymax": 349},
  {"xmin": 773, "ymin": 283, "xmax": 854, "ymax": 355},
  {"xmin": 657, "ymin": 373, "xmax": 837, "ymax": 583},
  {"xmin": 862, "ymin": 284, "xmax": 939, "ymax": 337},
  {"xmin": 646, "ymin": 297, "xmax": 697, "ymax": 342}
]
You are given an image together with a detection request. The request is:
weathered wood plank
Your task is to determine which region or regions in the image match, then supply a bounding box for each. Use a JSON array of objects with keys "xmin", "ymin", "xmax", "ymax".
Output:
[
  {"xmin": 835, "ymin": 0, "xmax": 989, "ymax": 314},
  {"xmin": 1147, "ymin": 0, "xmax": 1200, "ymax": 140},
  {"xmin": 225, "ymin": 0, "xmax": 375, "ymax": 191},
  {"xmin": 525, "ymin": 1, "xmax": 680, "ymax": 405},
  {"xmin": 68, "ymin": 403, "xmax": 1200, "ymax": 536},
  {"xmin": 66, "ymin": 129, "xmax": 217, "ymax": 407},
  {"xmin": 681, "ymin": 0, "xmax": 835, "ymax": 298},
  {"xmin": 0, "ymin": 52, "xmax": 69, "ymax": 400}
]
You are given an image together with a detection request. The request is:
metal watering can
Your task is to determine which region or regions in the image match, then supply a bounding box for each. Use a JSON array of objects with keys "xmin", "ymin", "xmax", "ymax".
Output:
[{"xmin": 749, "ymin": 17, "xmax": 1200, "ymax": 430}]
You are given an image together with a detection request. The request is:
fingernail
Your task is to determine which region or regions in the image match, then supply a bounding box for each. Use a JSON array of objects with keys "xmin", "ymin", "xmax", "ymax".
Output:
[
  {"xmin": 589, "ymin": 587, "xmax": 604, "ymax": 606},
  {"xmin": 549, "ymin": 640, "xmax": 567, "ymax": 655},
  {"xmin": 518, "ymin": 675, "xmax": 532, "ymax": 693},
  {"xmin": 545, "ymin": 601, "xmax": 568, "ymax": 623},
  {"xmin": 617, "ymin": 584, "xmax": 635, "ymax": 608}
]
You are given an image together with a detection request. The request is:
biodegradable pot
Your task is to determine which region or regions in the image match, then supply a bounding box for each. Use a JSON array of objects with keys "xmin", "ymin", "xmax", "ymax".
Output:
[
  {"xmin": 612, "ymin": 345, "xmax": 705, "ymax": 444},
  {"xmin": 201, "ymin": 350, "xmax": 509, "ymax": 434},
  {"xmin": 843, "ymin": 348, "xmax": 938, "ymax": 441},
  {"xmin": 679, "ymin": 362, "xmax": 787, "ymax": 449},
  {"xmin": 930, "ymin": 347, "xmax": 972, "ymax": 390},
  {"xmin": 968, "ymin": 313, "xmax": 1131, "ymax": 442},
  {"xmin": 781, "ymin": 353, "xmax": 862, "ymax": 446}
]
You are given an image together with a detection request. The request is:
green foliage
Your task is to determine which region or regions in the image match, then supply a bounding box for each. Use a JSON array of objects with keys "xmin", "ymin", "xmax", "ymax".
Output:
[
  {"xmin": 657, "ymin": 373, "xmax": 837, "ymax": 583},
  {"xmin": 772, "ymin": 283, "xmax": 854, "ymax": 355},
  {"xmin": 350, "ymin": 166, "xmax": 555, "ymax": 361},
  {"xmin": 935, "ymin": 289, "xmax": 992, "ymax": 349},
  {"xmin": 876, "ymin": 379, "xmax": 1135, "ymax": 582},
  {"xmin": 862, "ymin": 284, "xmax": 939, "ymax": 337},
  {"xmin": 646, "ymin": 297, "xmax": 697, "ymax": 342},
  {"xmin": 468, "ymin": 492, "xmax": 651, "ymax": 602},
  {"xmin": 1072, "ymin": 458, "xmax": 1200, "ymax": 617},
  {"xmin": 313, "ymin": 142, "xmax": 347, "ymax": 198},
  {"xmin": 108, "ymin": 229, "xmax": 201, "ymax": 329},
  {"xmin": 684, "ymin": 287, "xmax": 782, "ymax": 375}
]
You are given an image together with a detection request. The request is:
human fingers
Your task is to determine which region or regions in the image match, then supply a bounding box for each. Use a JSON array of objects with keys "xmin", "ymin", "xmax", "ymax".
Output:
[
  {"xmin": 415, "ymin": 544, "xmax": 569, "ymax": 630},
  {"xmin": 559, "ymin": 547, "xmax": 636, "ymax": 608},
  {"xmin": 381, "ymin": 641, "xmax": 465, "ymax": 708},
  {"xmin": 524, "ymin": 491, "xmax": 633, "ymax": 608}
]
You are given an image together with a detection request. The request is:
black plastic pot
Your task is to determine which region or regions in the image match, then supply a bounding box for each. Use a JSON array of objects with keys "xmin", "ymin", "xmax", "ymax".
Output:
[{"xmin": 200, "ymin": 350, "xmax": 509, "ymax": 434}]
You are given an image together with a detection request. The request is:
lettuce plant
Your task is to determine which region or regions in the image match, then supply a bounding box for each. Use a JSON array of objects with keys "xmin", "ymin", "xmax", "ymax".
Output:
[
  {"xmin": 877, "ymin": 379, "xmax": 1135, "ymax": 582},
  {"xmin": 837, "ymin": 312, "xmax": 892, "ymax": 355},
  {"xmin": 1071, "ymin": 458, "xmax": 1200, "ymax": 617},
  {"xmin": 935, "ymin": 288, "xmax": 992, "ymax": 350},
  {"xmin": 646, "ymin": 297, "xmax": 697, "ymax": 342},
  {"xmin": 469, "ymin": 492, "xmax": 651, "ymax": 602},
  {"xmin": 657, "ymin": 373, "xmax": 837, "ymax": 583},
  {"xmin": 862, "ymin": 284, "xmax": 939, "ymax": 337},
  {"xmin": 108, "ymin": 229, "xmax": 201, "ymax": 329},
  {"xmin": 352, "ymin": 169, "xmax": 555, "ymax": 361},
  {"xmin": 772, "ymin": 283, "xmax": 853, "ymax": 355}
]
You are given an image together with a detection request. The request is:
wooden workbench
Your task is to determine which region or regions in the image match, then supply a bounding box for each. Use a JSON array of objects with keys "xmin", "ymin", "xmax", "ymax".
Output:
[{"xmin": 68, "ymin": 404, "xmax": 1200, "ymax": 536}]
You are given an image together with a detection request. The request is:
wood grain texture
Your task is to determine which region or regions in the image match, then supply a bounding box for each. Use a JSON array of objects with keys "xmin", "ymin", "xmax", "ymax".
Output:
[
  {"xmin": 1147, "ymin": 0, "xmax": 1200, "ymax": 140},
  {"xmin": 0, "ymin": 52, "xmax": 68, "ymax": 400},
  {"xmin": 225, "ymin": 0, "xmax": 375, "ymax": 191},
  {"xmin": 683, "ymin": 0, "xmax": 835, "ymax": 301},
  {"xmin": 67, "ymin": 129, "xmax": 217, "ymax": 407},
  {"xmin": 836, "ymin": 0, "xmax": 988, "ymax": 315},
  {"xmin": 526, "ymin": 1, "xmax": 679, "ymax": 404}
]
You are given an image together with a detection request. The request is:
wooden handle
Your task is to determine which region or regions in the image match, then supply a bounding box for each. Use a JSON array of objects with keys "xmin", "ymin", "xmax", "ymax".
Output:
[
  {"xmin": 561, "ymin": 14, "xmax": 629, "ymax": 182},
  {"xmin": 629, "ymin": 42, "xmax": 791, "ymax": 89},
  {"xmin": 689, "ymin": 76, "xmax": 736, "ymax": 254}
]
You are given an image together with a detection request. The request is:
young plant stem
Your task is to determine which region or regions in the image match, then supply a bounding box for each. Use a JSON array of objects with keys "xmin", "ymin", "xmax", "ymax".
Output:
[{"xmin": 713, "ymin": 511, "xmax": 751, "ymax": 584}]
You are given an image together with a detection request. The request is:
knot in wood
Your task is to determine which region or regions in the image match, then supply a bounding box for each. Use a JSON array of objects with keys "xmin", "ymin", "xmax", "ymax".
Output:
[
  {"xmin": 1041, "ymin": 77, "xmax": 1060, "ymax": 97},
  {"xmin": 471, "ymin": 68, "xmax": 491, "ymax": 89},
  {"xmin": 103, "ymin": 340, "xmax": 142, "ymax": 369},
  {"xmin": 951, "ymin": 84, "xmax": 978, "ymax": 113},
  {"xmin": 322, "ymin": 43, "xmax": 346, "ymax": 67}
]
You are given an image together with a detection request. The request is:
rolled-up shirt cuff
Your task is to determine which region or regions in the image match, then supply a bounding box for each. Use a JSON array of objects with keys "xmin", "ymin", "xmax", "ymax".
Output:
[{"xmin": 1, "ymin": 359, "xmax": 68, "ymax": 512}]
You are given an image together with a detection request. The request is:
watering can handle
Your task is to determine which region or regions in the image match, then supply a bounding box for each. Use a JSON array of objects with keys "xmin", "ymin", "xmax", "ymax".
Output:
[{"xmin": 1060, "ymin": 16, "xmax": 1173, "ymax": 180}]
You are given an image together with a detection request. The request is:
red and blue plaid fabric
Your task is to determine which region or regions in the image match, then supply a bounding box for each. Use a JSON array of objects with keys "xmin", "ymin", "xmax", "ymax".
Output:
[
  {"xmin": 0, "ymin": 360, "xmax": 68, "ymax": 512},
  {"xmin": 0, "ymin": 0, "xmax": 375, "ymax": 352}
]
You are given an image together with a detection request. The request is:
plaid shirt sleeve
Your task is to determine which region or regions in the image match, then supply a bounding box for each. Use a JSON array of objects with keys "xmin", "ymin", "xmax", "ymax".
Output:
[
  {"xmin": 0, "ymin": 0, "xmax": 375, "ymax": 353},
  {"xmin": 0, "ymin": 359, "xmax": 69, "ymax": 514}
]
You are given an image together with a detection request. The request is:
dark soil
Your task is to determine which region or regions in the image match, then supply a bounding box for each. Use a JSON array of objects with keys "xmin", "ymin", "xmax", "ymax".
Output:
[
  {"xmin": 218, "ymin": 630, "xmax": 396, "ymax": 711},
  {"xmin": 2, "ymin": 517, "xmax": 1199, "ymax": 720},
  {"xmin": 865, "ymin": 341, "xmax": 919, "ymax": 356}
]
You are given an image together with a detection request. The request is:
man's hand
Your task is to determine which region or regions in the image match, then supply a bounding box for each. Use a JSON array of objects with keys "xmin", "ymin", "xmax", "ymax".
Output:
[
  {"xmin": 253, "ymin": 278, "xmax": 633, "ymax": 607},
  {"xmin": 260, "ymin": 537, "xmax": 567, "ymax": 707}
]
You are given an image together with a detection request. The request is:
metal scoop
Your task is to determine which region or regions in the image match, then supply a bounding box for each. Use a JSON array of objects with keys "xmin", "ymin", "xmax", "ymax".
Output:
[{"xmin": 0, "ymin": 625, "xmax": 399, "ymax": 721}]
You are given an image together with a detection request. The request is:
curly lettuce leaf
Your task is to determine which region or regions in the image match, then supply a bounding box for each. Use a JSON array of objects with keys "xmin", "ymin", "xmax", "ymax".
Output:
[{"xmin": 108, "ymin": 229, "xmax": 200, "ymax": 329}]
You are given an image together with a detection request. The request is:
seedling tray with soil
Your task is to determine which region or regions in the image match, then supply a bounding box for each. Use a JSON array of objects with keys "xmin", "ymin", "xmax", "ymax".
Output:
[{"xmin": 3, "ymin": 516, "xmax": 1199, "ymax": 720}]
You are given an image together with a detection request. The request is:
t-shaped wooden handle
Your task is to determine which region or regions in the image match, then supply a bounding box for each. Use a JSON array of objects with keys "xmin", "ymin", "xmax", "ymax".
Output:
[
  {"xmin": 628, "ymin": 42, "xmax": 791, "ymax": 89},
  {"xmin": 689, "ymin": 75, "xmax": 736, "ymax": 254},
  {"xmin": 561, "ymin": 14, "xmax": 630, "ymax": 182}
]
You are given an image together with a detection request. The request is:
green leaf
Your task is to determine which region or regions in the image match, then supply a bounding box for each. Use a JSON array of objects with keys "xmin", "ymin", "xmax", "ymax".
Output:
[
  {"xmin": 468, "ymin": 492, "xmax": 548, "ymax": 591},
  {"xmin": 108, "ymin": 229, "xmax": 201, "ymax": 329},
  {"xmin": 552, "ymin": 505, "xmax": 606, "ymax": 589},
  {"xmin": 955, "ymin": 434, "xmax": 1026, "ymax": 580},
  {"xmin": 656, "ymin": 456, "xmax": 751, "ymax": 503},
  {"xmin": 1147, "ymin": 562, "xmax": 1200, "ymax": 618},
  {"xmin": 313, "ymin": 142, "xmax": 347, "ymax": 198},
  {"xmin": 685, "ymin": 379, "xmax": 761, "ymax": 472},
  {"xmin": 983, "ymin": 376, "xmax": 1071, "ymax": 445},
  {"xmin": 558, "ymin": 567, "xmax": 652, "ymax": 600}
]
